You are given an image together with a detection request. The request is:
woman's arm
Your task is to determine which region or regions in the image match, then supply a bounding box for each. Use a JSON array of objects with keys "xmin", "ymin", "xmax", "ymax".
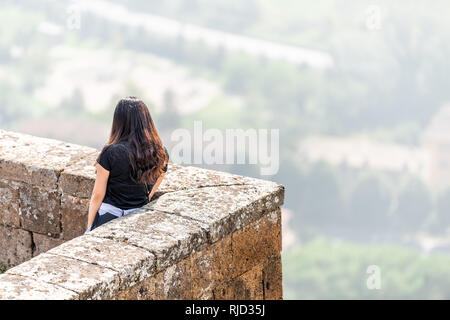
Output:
[
  {"xmin": 148, "ymin": 152, "xmax": 169, "ymax": 201},
  {"xmin": 148, "ymin": 171, "xmax": 166, "ymax": 202},
  {"xmin": 86, "ymin": 163, "xmax": 110, "ymax": 230}
]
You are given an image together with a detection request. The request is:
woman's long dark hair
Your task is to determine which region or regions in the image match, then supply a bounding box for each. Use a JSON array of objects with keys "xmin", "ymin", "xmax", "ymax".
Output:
[{"xmin": 96, "ymin": 96, "xmax": 167, "ymax": 185}]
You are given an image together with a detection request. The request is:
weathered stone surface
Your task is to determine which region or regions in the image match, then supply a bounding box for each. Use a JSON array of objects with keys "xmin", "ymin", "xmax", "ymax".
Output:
[
  {"xmin": 48, "ymin": 235, "xmax": 156, "ymax": 289},
  {"xmin": 109, "ymin": 253, "xmax": 193, "ymax": 301},
  {"xmin": 113, "ymin": 275, "xmax": 157, "ymax": 300},
  {"xmin": 212, "ymin": 281, "xmax": 234, "ymax": 299},
  {"xmin": 149, "ymin": 184, "xmax": 284, "ymax": 243},
  {"xmin": 157, "ymin": 165, "xmax": 282, "ymax": 195},
  {"xmin": 151, "ymin": 163, "xmax": 184, "ymax": 197},
  {"xmin": 61, "ymin": 194, "xmax": 90, "ymax": 240},
  {"xmin": 0, "ymin": 130, "xmax": 97, "ymax": 189},
  {"xmin": 89, "ymin": 209, "xmax": 209, "ymax": 269},
  {"xmin": 0, "ymin": 226, "xmax": 32, "ymax": 268},
  {"xmin": 262, "ymin": 254, "xmax": 283, "ymax": 300},
  {"xmin": 6, "ymin": 253, "xmax": 119, "ymax": 300},
  {"xmin": 0, "ymin": 179, "xmax": 21, "ymax": 228},
  {"xmin": 158, "ymin": 165, "xmax": 248, "ymax": 193},
  {"xmin": 231, "ymin": 209, "xmax": 282, "ymax": 277},
  {"xmin": 237, "ymin": 264, "xmax": 264, "ymax": 300},
  {"xmin": 0, "ymin": 159, "xmax": 58, "ymax": 191},
  {"xmin": 213, "ymin": 263, "xmax": 264, "ymax": 300},
  {"xmin": 58, "ymin": 151, "xmax": 97, "ymax": 198},
  {"xmin": 154, "ymin": 256, "xmax": 193, "ymax": 299},
  {"xmin": 166, "ymin": 163, "xmax": 184, "ymax": 172},
  {"xmin": 32, "ymin": 233, "xmax": 65, "ymax": 257},
  {"xmin": 19, "ymin": 184, "xmax": 60, "ymax": 235},
  {"xmin": 190, "ymin": 234, "xmax": 233, "ymax": 299},
  {"xmin": 0, "ymin": 273, "xmax": 79, "ymax": 300}
]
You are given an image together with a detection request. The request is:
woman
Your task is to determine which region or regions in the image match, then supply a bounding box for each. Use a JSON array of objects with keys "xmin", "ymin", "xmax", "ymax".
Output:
[{"xmin": 85, "ymin": 96, "xmax": 169, "ymax": 232}]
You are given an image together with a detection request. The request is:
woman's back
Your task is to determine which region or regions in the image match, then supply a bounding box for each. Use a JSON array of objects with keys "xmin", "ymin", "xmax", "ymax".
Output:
[{"xmin": 98, "ymin": 142, "xmax": 151, "ymax": 210}]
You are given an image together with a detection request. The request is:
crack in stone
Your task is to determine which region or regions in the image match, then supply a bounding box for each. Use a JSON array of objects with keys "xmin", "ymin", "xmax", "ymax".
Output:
[
  {"xmin": 86, "ymin": 228, "xmax": 200, "ymax": 278},
  {"xmin": 262, "ymin": 277, "xmax": 266, "ymax": 300},
  {"xmin": 149, "ymin": 208, "xmax": 212, "ymax": 238},
  {"xmin": 11, "ymin": 251, "xmax": 123, "ymax": 299},
  {"xmin": 29, "ymin": 231, "xmax": 36, "ymax": 257},
  {"xmin": 154, "ymin": 182, "xmax": 254, "ymax": 198},
  {"xmin": 55, "ymin": 169, "xmax": 64, "ymax": 235},
  {"xmin": 86, "ymin": 234, "xmax": 163, "ymax": 273},
  {"xmin": 43, "ymin": 251, "xmax": 146, "ymax": 297},
  {"xmin": 45, "ymin": 252, "xmax": 119, "ymax": 274},
  {"xmin": 46, "ymin": 239, "xmax": 155, "ymax": 278},
  {"xmin": 230, "ymin": 232, "xmax": 234, "ymax": 277}
]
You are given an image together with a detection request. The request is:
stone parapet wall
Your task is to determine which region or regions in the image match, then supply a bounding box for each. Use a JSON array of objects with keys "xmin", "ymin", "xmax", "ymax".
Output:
[
  {"xmin": 0, "ymin": 130, "xmax": 99, "ymax": 267},
  {"xmin": 0, "ymin": 130, "xmax": 284, "ymax": 300}
]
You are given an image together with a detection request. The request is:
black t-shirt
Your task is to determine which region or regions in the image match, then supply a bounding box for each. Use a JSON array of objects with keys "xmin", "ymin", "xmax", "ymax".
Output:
[{"xmin": 97, "ymin": 142, "xmax": 169, "ymax": 210}]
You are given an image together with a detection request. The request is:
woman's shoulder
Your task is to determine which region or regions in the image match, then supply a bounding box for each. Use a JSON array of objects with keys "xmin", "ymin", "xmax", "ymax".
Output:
[
  {"xmin": 105, "ymin": 142, "xmax": 165, "ymax": 156},
  {"xmin": 107, "ymin": 142, "xmax": 129, "ymax": 151},
  {"xmin": 102, "ymin": 143, "xmax": 129, "ymax": 160}
]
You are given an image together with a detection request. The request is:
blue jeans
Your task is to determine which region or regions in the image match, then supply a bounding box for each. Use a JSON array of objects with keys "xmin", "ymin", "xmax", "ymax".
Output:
[
  {"xmin": 85, "ymin": 203, "xmax": 140, "ymax": 233},
  {"xmin": 89, "ymin": 211, "xmax": 118, "ymax": 231}
]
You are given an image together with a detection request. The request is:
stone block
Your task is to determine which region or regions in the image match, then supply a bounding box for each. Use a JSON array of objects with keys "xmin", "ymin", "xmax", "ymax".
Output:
[
  {"xmin": 0, "ymin": 130, "xmax": 97, "ymax": 189},
  {"xmin": 157, "ymin": 165, "xmax": 249, "ymax": 193},
  {"xmin": 61, "ymin": 194, "xmax": 90, "ymax": 240},
  {"xmin": 113, "ymin": 275, "xmax": 157, "ymax": 300},
  {"xmin": 48, "ymin": 235, "xmax": 156, "ymax": 289},
  {"xmin": 190, "ymin": 234, "xmax": 233, "ymax": 299},
  {"xmin": 32, "ymin": 233, "xmax": 65, "ymax": 257},
  {"xmin": 58, "ymin": 151, "xmax": 97, "ymax": 198},
  {"xmin": 0, "ymin": 273, "xmax": 79, "ymax": 300},
  {"xmin": 0, "ymin": 225, "xmax": 33, "ymax": 268},
  {"xmin": 213, "ymin": 263, "xmax": 264, "ymax": 300},
  {"xmin": 231, "ymin": 209, "xmax": 281, "ymax": 277},
  {"xmin": 19, "ymin": 184, "xmax": 60, "ymax": 235},
  {"xmin": 154, "ymin": 256, "xmax": 193, "ymax": 300},
  {"xmin": 0, "ymin": 179, "xmax": 21, "ymax": 228},
  {"xmin": 0, "ymin": 159, "xmax": 60, "ymax": 190},
  {"xmin": 6, "ymin": 252, "xmax": 120, "ymax": 300},
  {"xmin": 157, "ymin": 165, "xmax": 283, "ymax": 193},
  {"xmin": 149, "ymin": 184, "xmax": 284, "ymax": 243},
  {"xmin": 113, "ymin": 256, "xmax": 193, "ymax": 300},
  {"xmin": 89, "ymin": 209, "xmax": 208, "ymax": 269},
  {"xmin": 262, "ymin": 254, "xmax": 283, "ymax": 300}
]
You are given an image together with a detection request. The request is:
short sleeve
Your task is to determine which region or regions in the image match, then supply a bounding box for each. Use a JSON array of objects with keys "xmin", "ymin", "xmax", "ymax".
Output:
[
  {"xmin": 97, "ymin": 146, "xmax": 112, "ymax": 171},
  {"xmin": 162, "ymin": 146, "xmax": 169, "ymax": 172}
]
